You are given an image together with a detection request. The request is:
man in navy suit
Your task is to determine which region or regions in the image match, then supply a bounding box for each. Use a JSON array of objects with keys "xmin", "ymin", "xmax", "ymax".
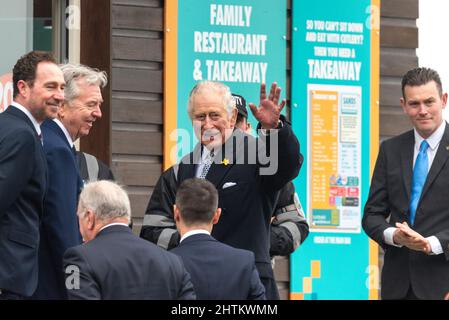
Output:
[
  {"xmin": 33, "ymin": 64, "xmax": 107, "ymax": 299},
  {"xmin": 171, "ymin": 178, "xmax": 266, "ymax": 300},
  {"xmin": 0, "ymin": 51, "xmax": 65, "ymax": 299},
  {"xmin": 63, "ymin": 180, "xmax": 196, "ymax": 300},
  {"xmin": 141, "ymin": 81, "xmax": 302, "ymax": 299}
]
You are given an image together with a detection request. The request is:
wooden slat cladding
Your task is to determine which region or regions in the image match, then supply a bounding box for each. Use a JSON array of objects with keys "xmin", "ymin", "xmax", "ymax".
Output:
[
  {"xmin": 380, "ymin": 78, "xmax": 402, "ymax": 106},
  {"xmin": 112, "ymin": 130, "xmax": 162, "ymax": 155},
  {"xmin": 112, "ymin": 67, "xmax": 163, "ymax": 93},
  {"xmin": 111, "ymin": 1, "xmax": 164, "ymax": 221},
  {"xmin": 380, "ymin": 48, "xmax": 418, "ymax": 77},
  {"xmin": 112, "ymin": 37, "xmax": 163, "ymax": 62},
  {"xmin": 112, "ymin": 5, "xmax": 163, "ymax": 31},
  {"xmin": 380, "ymin": 18, "xmax": 418, "ymax": 49},
  {"xmin": 381, "ymin": 0, "xmax": 418, "ymax": 19},
  {"xmin": 112, "ymin": 98, "xmax": 163, "ymax": 124},
  {"xmin": 112, "ymin": 0, "xmax": 162, "ymax": 7},
  {"xmin": 112, "ymin": 161, "xmax": 161, "ymax": 186},
  {"xmin": 128, "ymin": 193, "xmax": 152, "ymax": 219}
]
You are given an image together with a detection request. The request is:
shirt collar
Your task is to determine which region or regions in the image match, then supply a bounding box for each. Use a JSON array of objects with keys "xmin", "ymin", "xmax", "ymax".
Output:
[
  {"xmin": 53, "ymin": 118, "xmax": 75, "ymax": 148},
  {"xmin": 99, "ymin": 222, "xmax": 130, "ymax": 233},
  {"xmin": 180, "ymin": 229, "xmax": 210, "ymax": 243},
  {"xmin": 414, "ymin": 120, "xmax": 446, "ymax": 151},
  {"xmin": 11, "ymin": 101, "xmax": 41, "ymax": 136}
]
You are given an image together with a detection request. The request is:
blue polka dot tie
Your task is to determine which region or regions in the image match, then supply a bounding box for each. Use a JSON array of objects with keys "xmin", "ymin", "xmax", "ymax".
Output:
[{"xmin": 409, "ymin": 140, "xmax": 429, "ymax": 225}]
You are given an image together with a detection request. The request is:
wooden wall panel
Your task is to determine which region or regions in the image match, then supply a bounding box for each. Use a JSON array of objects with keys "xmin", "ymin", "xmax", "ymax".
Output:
[
  {"xmin": 380, "ymin": 49, "xmax": 418, "ymax": 77},
  {"xmin": 112, "ymin": 161, "xmax": 161, "ymax": 186},
  {"xmin": 112, "ymin": 37, "xmax": 163, "ymax": 62},
  {"xmin": 111, "ymin": 1, "xmax": 164, "ymax": 223},
  {"xmin": 112, "ymin": 68, "xmax": 163, "ymax": 93},
  {"xmin": 112, "ymin": 130, "xmax": 162, "ymax": 155},
  {"xmin": 380, "ymin": 23, "xmax": 418, "ymax": 49},
  {"xmin": 112, "ymin": 5, "xmax": 163, "ymax": 31},
  {"xmin": 112, "ymin": 98, "xmax": 163, "ymax": 124},
  {"xmin": 381, "ymin": 0, "xmax": 419, "ymax": 19}
]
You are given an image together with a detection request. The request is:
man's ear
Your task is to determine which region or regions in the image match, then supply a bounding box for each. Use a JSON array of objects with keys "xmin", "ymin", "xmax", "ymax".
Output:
[
  {"xmin": 58, "ymin": 102, "xmax": 68, "ymax": 118},
  {"xmin": 212, "ymin": 208, "xmax": 222, "ymax": 225},
  {"xmin": 86, "ymin": 209, "xmax": 96, "ymax": 230},
  {"xmin": 17, "ymin": 80, "xmax": 28, "ymax": 98},
  {"xmin": 173, "ymin": 205, "xmax": 181, "ymax": 222},
  {"xmin": 400, "ymin": 97, "xmax": 407, "ymax": 114},
  {"xmin": 229, "ymin": 108, "xmax": 238, "ymax": 127}
]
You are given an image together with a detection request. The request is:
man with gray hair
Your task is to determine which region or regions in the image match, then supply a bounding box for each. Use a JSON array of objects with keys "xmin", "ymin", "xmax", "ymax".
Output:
[
  {"xmin": 33, "ymin": 64, "xmax": 107, "ymax": 299},
  {"xmin": 141, "ymin": 81, "xmax": 302, "ymax": 299},
  {"xmin": 63, "ymin": 181, "xmax": 196, "ymax": 300}
]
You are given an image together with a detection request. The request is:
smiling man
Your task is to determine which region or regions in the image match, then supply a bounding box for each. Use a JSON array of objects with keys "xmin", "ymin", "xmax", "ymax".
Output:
[
  {"xmin": 33, "ymin": 64, "xmax": 107, "ymax": 300},
  {"xmin": 363, "ymin": 67, "xmax": 449, "ymax": 300},
  {"xmin": 0, "ymin": 51, "xmax": 65, "ymax": 299},
  {"xmin": 141, "ymin": 80, "xmax": 302, "ymax": 299}
]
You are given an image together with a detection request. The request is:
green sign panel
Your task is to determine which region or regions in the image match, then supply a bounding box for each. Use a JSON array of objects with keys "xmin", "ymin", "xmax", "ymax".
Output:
[
  {"xmin": 290, "ymin": 0, "xmax": 379, "ymax": 300},
  {"xmin": 174, "ymin": 0, "xmax": 286, "ymax": 158}
]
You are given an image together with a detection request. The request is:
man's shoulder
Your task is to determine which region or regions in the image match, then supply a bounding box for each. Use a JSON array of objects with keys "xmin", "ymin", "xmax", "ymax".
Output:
[{"xmin": 382, "ymin": 129, "xmax": 414, "ymax": 148}]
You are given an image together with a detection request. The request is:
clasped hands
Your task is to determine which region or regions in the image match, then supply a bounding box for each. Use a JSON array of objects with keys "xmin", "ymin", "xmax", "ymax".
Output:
[{"xmin": 393, "ymin": 222, "xmax": 431, "ymax": 254}]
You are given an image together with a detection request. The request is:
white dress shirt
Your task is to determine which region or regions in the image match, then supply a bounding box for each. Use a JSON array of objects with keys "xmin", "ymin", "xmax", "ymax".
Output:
[
  {"xmin": 180, "ymin": 229, "xmax": 210, "ymax": 243},
  {"xmin": 384, "ymin": 120, "xmax": 445, "ymax": 254}
]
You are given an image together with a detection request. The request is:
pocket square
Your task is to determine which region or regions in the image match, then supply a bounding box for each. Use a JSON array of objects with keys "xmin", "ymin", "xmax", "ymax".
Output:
[{"xmin": 222, "ymin": 182, "xmax": 237, "ymax": 189}]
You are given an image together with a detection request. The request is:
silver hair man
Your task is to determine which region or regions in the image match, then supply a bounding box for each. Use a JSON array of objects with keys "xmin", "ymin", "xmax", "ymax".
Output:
[
  {"xmin": 60, "ymin": 64, "xmax": 107, "ymax": 102},
  {"xmin": 78, "ymin": 180, "xmax": 131, "ymax": 223},
  {"xmin": 187, "ymin": 80, "xmax": 236, "ymax": 119}
]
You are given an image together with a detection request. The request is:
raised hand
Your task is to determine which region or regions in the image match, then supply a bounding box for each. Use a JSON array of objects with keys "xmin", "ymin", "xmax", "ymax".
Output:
[{"xmin": 248, "ymin": 82, "xmax": 286, "ymax": 129}]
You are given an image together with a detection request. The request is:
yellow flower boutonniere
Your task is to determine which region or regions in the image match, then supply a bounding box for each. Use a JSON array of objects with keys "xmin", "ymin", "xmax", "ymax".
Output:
[{"xmin": 221, "ymin": 158, "xmax": 229, "ymax": 166}]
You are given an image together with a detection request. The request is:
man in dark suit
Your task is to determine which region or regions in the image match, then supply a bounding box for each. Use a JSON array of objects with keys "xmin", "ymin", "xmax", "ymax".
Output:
[
  {"xmin": 363, "ymin": 67, "xmax": 449, "ymax": 300},
  {"xmin": 33, "ymin": 64, "xmax": 107, "ymax": 299},
  {"xmin": 0, "ymin": 51, "xmax": 65, "ymax": 299},
  {"xmin": 140, "ymin": 81, "xmax": 302, "ymax": 299},
  {"xmin": 63, "ymin": 180, "xmax": 196, "ymax": 300},
  {"xmin": 171, "ymin": 178, "xmax": 266, "ymax": 300}
]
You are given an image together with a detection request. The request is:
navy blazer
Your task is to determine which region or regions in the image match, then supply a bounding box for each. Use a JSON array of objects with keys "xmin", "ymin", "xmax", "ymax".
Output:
[
  {"xmin": 363, "ymin": 123, "xmax": 449, "ymax": 299},
  {"xmin": 32, "ymin": 119, "xmax": 83, "ymax": 299},
  {"xmin": 63, "ymin": 225, "xmax": 196, "ymax": 300},
  {"xmin": 176, "ymin": 121, "xmax": 301, "ymax": 299},
  {"xmin": 0, "ymin": 106, "xmax": 47, "ymax": 297},
  {"xmin": 171, "ymin": 233, "xmax": 266, "ymax": 300}
]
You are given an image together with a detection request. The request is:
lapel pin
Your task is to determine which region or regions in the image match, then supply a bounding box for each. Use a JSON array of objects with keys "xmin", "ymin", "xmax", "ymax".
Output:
[{"xmin": 221, "ymin": 158, "xmax": 230, "ymax": 166}]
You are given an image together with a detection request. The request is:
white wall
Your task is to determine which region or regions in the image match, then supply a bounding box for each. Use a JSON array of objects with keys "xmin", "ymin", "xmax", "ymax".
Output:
[{"xmin": 418, "ymin": 0, "xmax": 449, "ymax": 120}]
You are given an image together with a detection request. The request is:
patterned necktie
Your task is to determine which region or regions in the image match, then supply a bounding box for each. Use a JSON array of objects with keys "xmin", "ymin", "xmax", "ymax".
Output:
[
  {"xmin": 409, "ymin": 140, "xmax": 429, "ymax": 225},
  {"xmin": 199, "ymin": 150, "xmax": 214, "ymax": 179},
  {"xmin": 37, "ymin": 133, "xmax": 43, "ymax": 146}
]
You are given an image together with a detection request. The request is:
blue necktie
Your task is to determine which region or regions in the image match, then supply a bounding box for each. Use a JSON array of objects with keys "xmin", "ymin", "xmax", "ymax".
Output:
[{"xmin": 409, "ymin": 140, "xmax": 429, "ymax": 225}]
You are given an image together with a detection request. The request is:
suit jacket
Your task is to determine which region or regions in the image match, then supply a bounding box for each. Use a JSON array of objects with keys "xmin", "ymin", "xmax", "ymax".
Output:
[
  {"xmin": 33, "ymin": 119, "xmax": 83, "ymax": 299},
  {"xmin": 363, "ymin": 123, "xmax": 449, "ymax": 299},
  {"xmin": 171, "ymin": 233, "xmax": 265, "ymax": 300},
  {"xmin": 0, "ymin": 106, "xmax": 47, "ymax": 297},
  {"xmin": 141, "ymin": 118, "xmax": 302, "ymax": 299},
  {"xmin": 63, "ymin": 225, "xmax": 196, "ymax": 300}
]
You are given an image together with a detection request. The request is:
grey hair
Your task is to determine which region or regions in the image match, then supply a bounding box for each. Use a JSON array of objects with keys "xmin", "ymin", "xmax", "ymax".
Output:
[
  {"xmin": 60, "ymin": 63, "xmax": 108, "ymax": 102},
  {"xmin": 78, "ymin": 180, "xmax": 131, "ymax": 223},
  {"xmin": 187, "ymin": 81, "xmax": 236, "ymax": 119}
]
